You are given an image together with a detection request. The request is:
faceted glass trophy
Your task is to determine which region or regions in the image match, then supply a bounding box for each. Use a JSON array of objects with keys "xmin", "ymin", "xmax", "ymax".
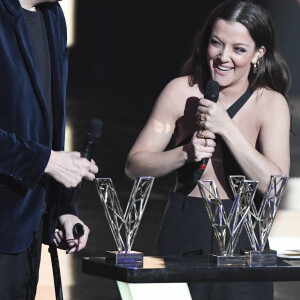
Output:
[
  {"xmin": 95, "ymin": 176, "xmax": 154, "ymax": 265},
  {"xmin": 198, "ymin": 179, "xmax": 258, "ymax": 266},
  {"xmin": 229, "ymin": 175, "xmax": 289, "ymax": 266}
]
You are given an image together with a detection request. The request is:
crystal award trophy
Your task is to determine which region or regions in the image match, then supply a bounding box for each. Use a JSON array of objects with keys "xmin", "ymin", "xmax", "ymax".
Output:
[
  {"xmin": 198, "ymin": 179, "xmax": 258, "ymax": 266},
  {"xmin": 95, "ymin": 176, "xmax": 154, "ymax": 265},
  {"xmin": 229, "ymin": 175, "xmax": 289, "ymax": 266}
]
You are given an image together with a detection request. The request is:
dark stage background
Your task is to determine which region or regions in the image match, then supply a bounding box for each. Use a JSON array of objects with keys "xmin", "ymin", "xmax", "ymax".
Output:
[{"xmin": 59, "ymin": 1, "xmax": 300, "ymax": 299}]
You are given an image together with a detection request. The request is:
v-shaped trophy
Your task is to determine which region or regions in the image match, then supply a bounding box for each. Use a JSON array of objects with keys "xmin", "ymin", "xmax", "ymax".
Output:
[
  {"xmin": 198, "ymin": 179, "xmax": 259, "ymax": 266},
  {"xmin": 95, "ymin": 176, "xmax": 154, "ymax": 265},
  {"xmin": 229, "ymin": 175, "xmax": 289, "ymax": 266}
]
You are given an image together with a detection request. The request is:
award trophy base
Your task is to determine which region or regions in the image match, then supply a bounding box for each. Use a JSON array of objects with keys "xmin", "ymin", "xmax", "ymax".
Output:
[
  {"xmin": 240, "ymin": 249, "xmax": 277, "ymax": 266},
  {"xmin": 208, "ymin": 254, "xmax": 247, "ymax": 267},
  {"xmin": 105, "ymin": 250, "xmax": 143, "ymax": 266}
]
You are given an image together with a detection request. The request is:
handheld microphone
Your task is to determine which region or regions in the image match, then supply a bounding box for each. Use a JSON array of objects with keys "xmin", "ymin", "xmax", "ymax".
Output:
[
  {"xmin": 198, "ymin": 80, "xmax": 219, "ymax": 170},
  {"xmin": 204, "ymin": 80, "xmax": 219, "ymax": 103},
  {"xmin": 70, "ymin": 118, "xmax": 103, "ymax": 205},
  {"xmin": 81, "ymin": 118, "xmax": 103, "ymax": 161}
]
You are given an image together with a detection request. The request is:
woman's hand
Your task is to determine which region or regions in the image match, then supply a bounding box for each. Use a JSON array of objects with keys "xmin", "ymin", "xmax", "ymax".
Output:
[
  {"xmin": 183, "ymin": 130, "xmax": 216, "ymax": 163},
  {"xmin": 196, "ymin": 98, "xmax": 232, "ymax": 135}
]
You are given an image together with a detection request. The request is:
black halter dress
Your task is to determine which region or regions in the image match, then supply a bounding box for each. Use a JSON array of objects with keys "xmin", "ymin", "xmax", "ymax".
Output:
[{"xmin": 155, "ymin": 88, "xmax": 273, "ymax": 300}]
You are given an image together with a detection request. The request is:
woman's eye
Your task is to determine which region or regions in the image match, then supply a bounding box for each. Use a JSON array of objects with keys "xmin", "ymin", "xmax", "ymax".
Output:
[
  {"xmin": 234, "ymin": 47, "xmax": 246, "ymax": 53},
  {"xmin": 210, "ymin": 39, "xmax": 222, "ymax": 47}
]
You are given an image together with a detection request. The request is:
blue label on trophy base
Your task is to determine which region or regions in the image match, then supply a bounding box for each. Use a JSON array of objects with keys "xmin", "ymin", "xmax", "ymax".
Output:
[{"xmin": 105, "ymin": 250, "xmax": 144, "ymax": 266}]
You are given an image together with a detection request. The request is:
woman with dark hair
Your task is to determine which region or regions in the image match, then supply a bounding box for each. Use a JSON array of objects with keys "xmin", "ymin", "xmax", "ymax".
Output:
[
  {"xmin": 125, "ymin": 0, "xmax": 290, "ymax": 298},
  {"xmin": 181, "ymin": 0, "xmax": 290, "ymax": 96}
]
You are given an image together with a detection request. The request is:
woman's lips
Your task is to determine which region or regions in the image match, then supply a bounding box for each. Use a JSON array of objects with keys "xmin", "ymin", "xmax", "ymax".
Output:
[{"xmin": 215, "ymin": 64, "xmax": 233, "ymax": 75}]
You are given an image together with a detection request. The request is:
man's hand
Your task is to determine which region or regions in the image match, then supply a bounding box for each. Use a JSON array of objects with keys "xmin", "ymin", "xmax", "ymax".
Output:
[
  {"xmin": 53, "ymin": 214, "xmax": 90, "ymax": 254},
  {"xmin": 45, "ymin": 151, "xmax": 98, "ymax": 188}
]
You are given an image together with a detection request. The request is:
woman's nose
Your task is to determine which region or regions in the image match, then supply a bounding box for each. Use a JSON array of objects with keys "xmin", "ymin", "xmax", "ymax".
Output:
[{"xmin": 218, "ymin": 47, "xmax": 230, "ymax": 62}]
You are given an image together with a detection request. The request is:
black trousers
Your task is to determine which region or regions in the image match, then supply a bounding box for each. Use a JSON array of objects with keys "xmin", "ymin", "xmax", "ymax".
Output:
[
  {"xmin": 0, "ymin": 219, "xmax": 43, "ymax": 300},
  {"xmin": 155, "ymin": 191, "xmax": 273, "ymax": 300}
]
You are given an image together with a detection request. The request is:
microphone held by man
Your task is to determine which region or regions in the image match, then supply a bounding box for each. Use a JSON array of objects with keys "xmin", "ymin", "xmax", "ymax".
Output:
[{"xmin": 70, "ymin": 118, "xmax": 103, "ymax": 206}]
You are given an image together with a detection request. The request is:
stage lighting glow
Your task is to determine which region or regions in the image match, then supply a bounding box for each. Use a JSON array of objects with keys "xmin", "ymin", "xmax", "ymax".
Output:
[
  {"xmin": 60, "ymin": 0, "xmax": 76, "ymax": 47},
  {"xmin": 269, "ymin": 177, "xmax": 300, "ymax": 252},
  {"xmin": 65, "ymin": 122, "xmax": 73, "ymax": 152}
]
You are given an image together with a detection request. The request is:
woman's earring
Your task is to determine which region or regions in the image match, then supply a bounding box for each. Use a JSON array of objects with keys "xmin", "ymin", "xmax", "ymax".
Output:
[{"xmin": 253, "ymin": 60, "xmax": 260, "ymax": 75}]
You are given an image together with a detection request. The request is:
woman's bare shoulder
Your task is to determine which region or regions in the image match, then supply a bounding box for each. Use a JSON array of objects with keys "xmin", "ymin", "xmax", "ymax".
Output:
[
  {"xmin": 160, "ymin": 76, "xmax": 201, "ymax": 100},
  {"xmin": 164, "ymin": 76, "xmax": 192, "ymax": 90},
  {"xmin": 256, "ymin": 87, "xmax": 286, "ymax": 103},
  {"xmin": 153, "ymin": 76, "xmax": 201, "ymax": 120},
  {"xmin": 255, "ymin": 88, "xmax": 289, "ymax": 110},
  {"xmin": 255, "ymin": 87, "xmax": 290, "ymax": 123}
]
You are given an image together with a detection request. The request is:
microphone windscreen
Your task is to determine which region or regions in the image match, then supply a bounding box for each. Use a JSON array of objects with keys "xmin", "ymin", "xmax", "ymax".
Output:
[
  {"xmin": 204, "ymin": 80, "xmax": 219, "ymax": 103},
  {"xmin": 86, "ymin": 118, "xmax": 103, "ymax": 142}
]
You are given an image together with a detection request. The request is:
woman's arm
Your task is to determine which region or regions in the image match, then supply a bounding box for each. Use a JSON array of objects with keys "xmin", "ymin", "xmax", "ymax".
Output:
[
  {"xmin": 125, "ymin": 78, "xmax": 216, "ymax": 180},
  {"xmin": 198, "ymin": 89, "xmax": 290, "ymax": 191}
]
